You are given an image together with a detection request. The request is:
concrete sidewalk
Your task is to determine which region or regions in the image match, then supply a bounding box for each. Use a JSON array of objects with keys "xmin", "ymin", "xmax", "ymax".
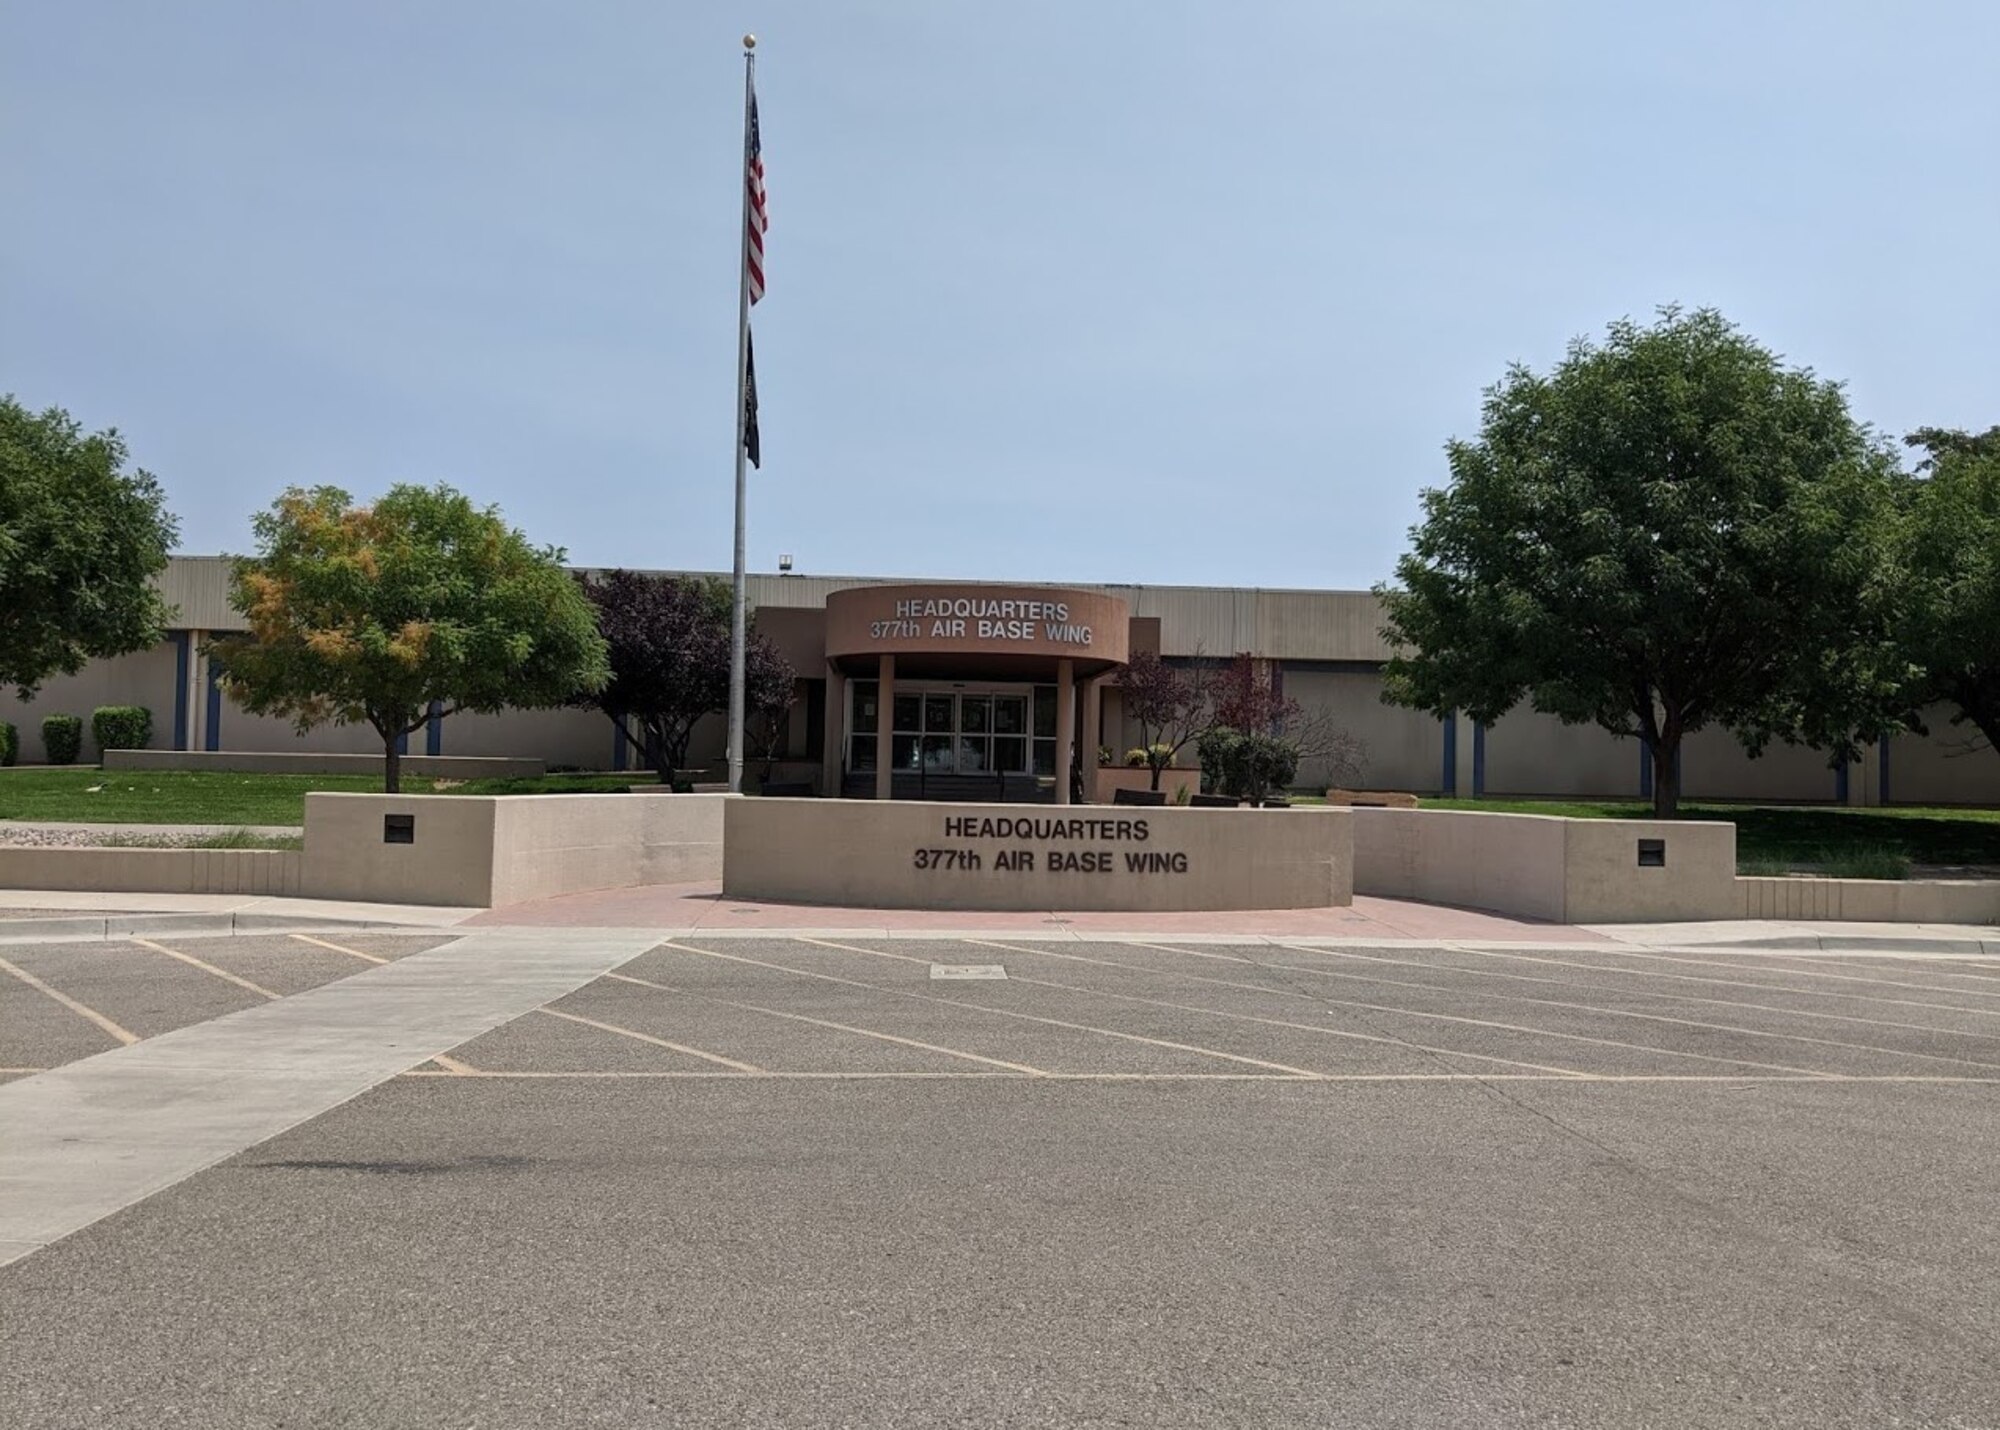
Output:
[
  {"xmin": 1, "ymin": 884, "xmax": 1993, "ymax": 951},
  {"xmin": 0, "ymin": 928, "xmax": 660, "ymax": 1265}
]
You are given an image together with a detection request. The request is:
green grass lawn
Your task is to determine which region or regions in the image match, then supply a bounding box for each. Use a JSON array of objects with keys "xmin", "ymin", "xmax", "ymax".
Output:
[
  {"xmin": 1424, "ymin": 797, "xmax": 2000, "ymax": 877},
  {"xmin": 0, "ymin": 767, "xmax": 645, "ymax": 826}
]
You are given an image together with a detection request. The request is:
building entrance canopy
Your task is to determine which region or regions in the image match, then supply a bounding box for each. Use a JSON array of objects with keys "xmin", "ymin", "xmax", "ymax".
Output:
[
  {"xmin": 825, "ymin": 584, "xmax": 1133, "ymax": 805},
  {"xmin": 825, "ymin": 583, "xmax": 1130, "ymax": 679}
]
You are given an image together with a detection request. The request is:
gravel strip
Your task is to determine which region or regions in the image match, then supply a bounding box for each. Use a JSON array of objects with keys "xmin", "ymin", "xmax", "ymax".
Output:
[{"xmin": 0, "ymin": 826, "xmax": 302, "ymax": 850}]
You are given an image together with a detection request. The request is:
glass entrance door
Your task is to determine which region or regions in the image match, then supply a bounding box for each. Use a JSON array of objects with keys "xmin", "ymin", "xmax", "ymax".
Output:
[
  {"xmin": 957, "ymin": 694, "xmax": 1031, "ymax": 774},
  {"xmin": 848, "ymin": 685, "xmax": 1035, "ymax": 776}
]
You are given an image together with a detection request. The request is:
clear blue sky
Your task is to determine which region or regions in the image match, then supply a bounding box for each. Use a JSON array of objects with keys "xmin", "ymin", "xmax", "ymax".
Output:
[{"xmin": 5, "ymin": 2, "xmax": 1994, "ymax": 589}]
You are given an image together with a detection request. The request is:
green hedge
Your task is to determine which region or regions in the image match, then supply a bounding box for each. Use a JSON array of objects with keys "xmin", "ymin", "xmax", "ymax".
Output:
[
  {"xmin": 0, "ymin": 722, "xmax": 16, "ymax": 767},
  {"xmin": 92, "ymin": 704, "xmax": 153, "ymax": 753},
  {"xmin": 41, "ymin": 713, "xmax": 84, "ymax": 766}
]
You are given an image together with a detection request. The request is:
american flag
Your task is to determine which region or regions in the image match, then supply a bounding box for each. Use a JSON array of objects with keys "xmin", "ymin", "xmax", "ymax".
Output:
[{"xmin": 745, "ymin": 90, "xmax": 767, "ymax": 303}]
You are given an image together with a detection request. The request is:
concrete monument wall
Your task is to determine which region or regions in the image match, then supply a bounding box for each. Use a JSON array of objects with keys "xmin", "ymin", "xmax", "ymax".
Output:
[
  {"xmin": 724, "ymin": 799, "xmax": 1353, "ymax": 911},
  {"xmin": 1351, "ymin": 808, "xmax": 1738, "ymax": 923},
  {"xmin": 300, "ymin": 793, "xmax": 731, "ymax": 907}
]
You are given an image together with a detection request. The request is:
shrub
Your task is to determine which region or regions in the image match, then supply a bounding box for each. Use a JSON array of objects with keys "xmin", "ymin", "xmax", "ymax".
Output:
[
  {"xmin": 1096, "ymin": 745, "xmax": 1115, "ymax": 767},
  {"xmin": 1124, "ymin": 747, "xmax": 1150, "ymax": 767},
  {"xmin": 0, "ymin": 722, "xmax": 15, "ymax": 766},
  {"xmin": 92, "ymin": 705, "xmax": 153, "ymax": 753},
  {"xmin": 1197, "ymin": 725, "xmax": 1300, "ymax": 804},
  {"xmin": 42, "ymin": 713, "xmax": 84, "ymax": 765},
  {"xmin": 1197, "ymin": 726, "xmax": 1239, "ymax": 793}
]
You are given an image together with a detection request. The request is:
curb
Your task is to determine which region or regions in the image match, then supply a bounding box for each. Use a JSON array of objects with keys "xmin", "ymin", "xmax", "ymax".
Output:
[
  {"xmin": 0, "ymin": 912, "xmax": 442, "ymax": 944},
  {"xmin": 1644, "ymin": 933, "xmax": 2000, "ymax": 956}
]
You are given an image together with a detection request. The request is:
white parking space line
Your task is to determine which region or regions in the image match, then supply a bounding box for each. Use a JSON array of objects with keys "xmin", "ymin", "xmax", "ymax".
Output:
[
  {"xmin": 1130, "ymin": 943, "xmax": 2000, "ymax": 1076},
  {"xmin": 536, "ymin": 1008, "xmax": 763, "ymax": 1072},
  {"xmin": 289, "ymin": 933, "xmax": 389, "ymax": 965},
  {"xmin": 780, "ymin": 936, "xmax": 1593, "ymax": 1079},
  {"xmin": 389, "ymin": 1069, "xmax": 2000, "ymax": 1084},
  {"xmin": 1537, "ymin": 944, "xmax": 2000, "ymax": 1001},
  {"xmin": 130, "ymin": 939, "xmax": 279, "ymax": 1000},
  {"xmin": 1276, "ymin": 943, "xmax": 2000, "ymax": 1042},
  {"xmin": 604, "ymin": 971, "xmax": 1052, "ymax": 1076},
  {"xmin": 0, "ymin": 954, "xmax": 140, "ymax": 1047},
  {"xmin": 659, "ymin": 940, "xmax": 1336, "ymax": 1078},
  {"xmin": 1439, "ymin": 945, "xmax": 2000, "ymax": 1021},
  {"xmin": 957, "ymin": 938, "xmax": 1842, "ymax": 1080}
]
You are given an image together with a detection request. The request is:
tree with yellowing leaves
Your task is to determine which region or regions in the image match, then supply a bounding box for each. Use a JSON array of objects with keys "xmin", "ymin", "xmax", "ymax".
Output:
[{"xmin": 211, "ymin": 484, "xmax": 608, "ymax": 792}]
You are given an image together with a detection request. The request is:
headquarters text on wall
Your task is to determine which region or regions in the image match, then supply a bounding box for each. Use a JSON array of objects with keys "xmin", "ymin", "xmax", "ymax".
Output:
[
  {"xmin": 868, "ymin": 597, "xmax": 1094, "ymax": 648},
  {"xmin": 912, "ymin": 814, "xmax": 1189, "ymax": 875}
]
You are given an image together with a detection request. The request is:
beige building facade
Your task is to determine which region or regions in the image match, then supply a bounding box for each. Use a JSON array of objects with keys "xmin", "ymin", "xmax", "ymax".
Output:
[{"xmin": 5, "ymin": 556, "xmax": 1995, "ymax": 808}]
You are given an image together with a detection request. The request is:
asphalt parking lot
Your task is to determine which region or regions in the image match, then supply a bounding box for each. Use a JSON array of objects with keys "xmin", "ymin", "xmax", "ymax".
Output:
[
  {"xmin": 0, "ymin": 931, "xmax": 455, "ymax": 1079},
  {"xmin": 5, "ymin": 931, "xmax": 2000, "ymax": 1427}
]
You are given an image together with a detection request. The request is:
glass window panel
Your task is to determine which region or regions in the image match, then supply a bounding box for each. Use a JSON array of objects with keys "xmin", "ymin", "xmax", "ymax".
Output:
[
  {"xmin": 994, "ymin": 736, "xmax": 1026, "ymax": 772},
  {"xmin": 992, "ymin": 696, "xmax": 1027, "ymax": 735},
  {"xmin": 921, "ymin": 734, "xmax": 954, "ymax": 772},
  {"xmin": 961, "ymin": 697, "xmax": 991, "ymax": 734},
  {"xmin": 892, "ymin": 734, "xmax": 920, "ymax": 769},
  {"xmin": 893, "ymin": 696, "xmax": 922, "ymax": 733},
  {"xmin": 852, "ymin": 682, "xmax": 878, "ymax": 733},
  {"xmin": 1033, "ymin": 686, "xmax": 1056, "ymax": 738},
  {"xmin": 924, "ymin": 695, "xmax": 955, "ymax": 733},
  {"xmin": 1033, "ymin": 739, "xmax": 1056, "ymax": 776},
  {"xmin": 849, "ymin": 736, "xmax": 876, "ymax": 771},
  {"xmin": 958, "ymin": 736, "xmax": 989, "ymax": 772}
]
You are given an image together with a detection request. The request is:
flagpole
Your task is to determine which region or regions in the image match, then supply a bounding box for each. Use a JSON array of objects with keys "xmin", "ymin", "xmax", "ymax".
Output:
[{"xmin": 726, "ymin": 35, "xmax": 756, "ymax": 794}]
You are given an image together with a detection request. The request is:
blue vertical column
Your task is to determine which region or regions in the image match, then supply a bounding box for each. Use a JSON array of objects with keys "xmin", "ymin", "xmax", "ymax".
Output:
[
  {"xmin": 170, "ymin": 632, "xmax": 191, "ymax": 750},
  {"xmin": 1471, "ymin": 721, "xmax": 1486, "ymax": 798},
  {"xmin": 1638, "ymin": 738, "xmax": 1653, "ymax": 801},
  {"xmin": 425, "ymin": 700, "xmax": 443, "ymax": 757},
  {"xmin": 1441, "ymin": 713, "xmax": 1457, "ymax": 795},
  {"xmin": 204, "ymin": 655, "xmax": 224, "ymax": 752}
]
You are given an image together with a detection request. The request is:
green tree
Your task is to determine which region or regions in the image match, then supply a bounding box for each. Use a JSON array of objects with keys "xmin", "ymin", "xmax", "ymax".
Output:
[
  {"xmin": 0, "ymin": 397, "xmax": 179, "ymax": 697},
  {"xmin": 1380, "ymin": 308, "xmax": 1903, "ymax": 817},
  {"xmin": 573, "ymin": 570, "xmax": 796, "ymax": 787},
  {"xmin": 212, "ymin": 484, "xmax": 608, "ymax": 792},
  {"xmin": 1895, "ymin": 425, "xmax": 2000, "ymax": 757}
]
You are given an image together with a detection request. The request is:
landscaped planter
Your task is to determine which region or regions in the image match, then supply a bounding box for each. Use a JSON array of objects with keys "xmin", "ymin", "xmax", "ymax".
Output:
[{"xmin": 1091, "ymin": 766, "xmax": 1201, "ymax": 805}]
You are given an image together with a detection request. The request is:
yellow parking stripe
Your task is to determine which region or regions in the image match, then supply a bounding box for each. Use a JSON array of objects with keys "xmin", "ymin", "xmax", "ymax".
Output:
[
  {"xmin": 131, "ymin": 939, "xmax": 279, "ymax": 1000},
  {"xmin": 0, "ymin": 954, "xmax": 140, "ymax": 1046},
  {"xmin": 289, "ymin": 933, "xmax": 389, "ymax": 965}
]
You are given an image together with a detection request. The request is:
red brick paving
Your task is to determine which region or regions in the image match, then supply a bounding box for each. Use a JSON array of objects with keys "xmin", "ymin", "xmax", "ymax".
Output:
[{"xmin": 467, "ymin": 881, "xmax": 1610, "ymax": 942}]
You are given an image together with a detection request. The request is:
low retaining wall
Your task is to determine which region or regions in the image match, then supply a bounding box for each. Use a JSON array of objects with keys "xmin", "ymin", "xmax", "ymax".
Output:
[
  {"xmin": 0, "ymin": 847, "xmax": 302, "ymax": 896},
  {"xmin": 725, "ymin": 799, "xmax": 1353, "ymax": 911},
  {"xmin": 102, "ymin": 750, "xmax": 546, "ymax": 779},
  {"xmin": 300, "ymin": 793, "xmax": 731, "ymax": 906},
  {"xmin": 1352, "ymin": 808, "xmax": 1738, "ymax": 923},
  {"xmin": 1740, "ymin": 876, "xmax": 2000, "ymax": 924}
]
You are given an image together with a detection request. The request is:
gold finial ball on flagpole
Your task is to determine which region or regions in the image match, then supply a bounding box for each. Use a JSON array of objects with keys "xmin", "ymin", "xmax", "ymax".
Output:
[{"xmin": 743, "ymin": 34, "xmax": 757, "ymax": 49}]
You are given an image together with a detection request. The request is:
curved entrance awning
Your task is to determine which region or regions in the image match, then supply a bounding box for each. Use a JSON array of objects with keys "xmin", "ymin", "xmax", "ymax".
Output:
[{"xmin": 824, "ymin": 583, "xmax": 1131, "ymax": 679}]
